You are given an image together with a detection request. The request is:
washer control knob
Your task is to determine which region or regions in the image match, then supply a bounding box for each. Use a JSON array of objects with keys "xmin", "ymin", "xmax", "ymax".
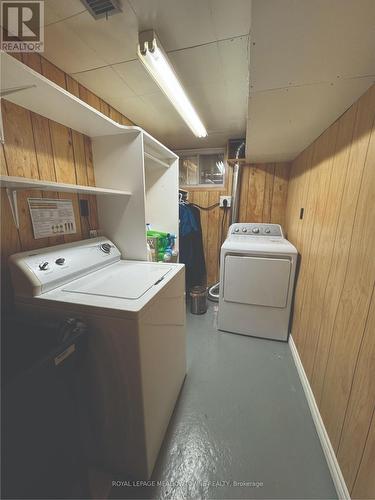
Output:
[
  {"xmin": 265, "ymin": 228, "xmax": 271, "ymax": 234},
  {"xmin": 100, "ymin": 243, "xmax": 111, "ymax": 254},
  {"xmin": 252, "ymin": 227, "xmax": 260, "ymax": 234},
  {"xmin": 55, "ymin": 258, "xmax": 65, "ymax": 265},
  {"xmin": 234, "ymin": 228, "xmax": 240, "ymax": 233},
  {"xmin": 242, "ymin": 228, "xmax": 248, "ymax": 233},
  {"xmin": 39, "ymin": 261, "xmax": 49, "ymax": 271}
]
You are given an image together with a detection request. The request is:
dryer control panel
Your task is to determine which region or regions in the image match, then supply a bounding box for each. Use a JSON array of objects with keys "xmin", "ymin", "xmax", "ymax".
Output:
[{"xmin": 229, "ymin": 223, "xmax": 283, "ymax": 237}]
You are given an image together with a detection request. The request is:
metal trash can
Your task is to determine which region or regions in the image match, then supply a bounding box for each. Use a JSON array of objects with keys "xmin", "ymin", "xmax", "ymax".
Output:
[{"xmin": 190, "ymin": 286, "xmax": 208, "ymax": 315}]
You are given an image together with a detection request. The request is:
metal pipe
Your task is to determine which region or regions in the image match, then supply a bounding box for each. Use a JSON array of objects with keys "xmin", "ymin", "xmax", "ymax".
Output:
[
  {"xmin": 231, "ymin": 162, "xmax": 242, "ymax": 224},
  {"xmin": 230, "ymin": 139, "xmax": 245, "ymax": 224}
]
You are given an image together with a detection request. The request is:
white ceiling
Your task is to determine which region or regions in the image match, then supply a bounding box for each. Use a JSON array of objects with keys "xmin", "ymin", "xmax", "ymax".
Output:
[
  {"xmin": 41, "ymin": 0, "xmax": 375, "ymax": 160},
  {"xmin": 43, "ymin": 0, "xmax": 251, "ymax": 150},
  {"xmin": 246, "ymin": 0, "xmax": 375, "ymax": 161}
]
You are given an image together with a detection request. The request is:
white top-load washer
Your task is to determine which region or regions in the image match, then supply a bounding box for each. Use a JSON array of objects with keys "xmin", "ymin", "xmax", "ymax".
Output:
[
  {"xmin": 9, "ymin": 237, "xmax": 186, "ymax": 479},
  {"xmin": 218, "ymin": 223, "xmax": 297, "ymax": 341}
]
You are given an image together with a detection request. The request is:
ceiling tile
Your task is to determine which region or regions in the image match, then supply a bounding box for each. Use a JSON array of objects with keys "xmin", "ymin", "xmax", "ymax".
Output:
[
  {"xmin": 112, "ymin": 60, "xmax": 161, "ymax": 96},
  {"xmin": 169, "ymin": 43, "xmax": 223, "ymax": 87},
  {"xmin": 208, "ymin": 0, "xmax": 251, "ymax": 39},
  {"xmin": 186, "ymin": 82, "xmax": 241, "ymax": 131},
  {"xmin": 218, "ymin": 36, "xmax": 249, "ymax": 85},
  {"xmin": 44, "ymin": 21, "xmax": 108, "ymax": 73},
  {"xmin": 103, "ymin": 66, "xmax": 247, "ymax": 149},
  {"xmin": 128, "ymin": 0, "xmax": 251, "ymax": 51},
  {"xmin": 246, "ymin": 76, "xmax": 375, "ymax": 162},
  {"xmin": 190, "ymin": 62, "xmax": 247, "ymax": 120},
  {"xmin": 44, "ymin": 0, "xmax": 85, "ymax": 26},
  {"xmin": 138, "ymin": 91, "xmax": 182, "ymax": 123},
  {"xmin": 132, "ymin": 104, "xmax": 189, "ymax": 145},
  {"xmin": 251, "ymin": 0, "xmax": 375, "ymax": 92},
  {"xmin": 73, "ymin": 66, "xmax": 136, "ymax": 103},
  {"xmin": 64, "ymin": 7, "xmax": 139, "ymax": 66},
  {"xmin": 127, "ymin": 0, "xmax": 216, "ymax": 50},
  {"xmin": 113, "ymin": 95, "xmax": 164, "ymax": 127},
  {"xmin": 131, "ymin": 88, "xmax": 245, "ymax": 150}
]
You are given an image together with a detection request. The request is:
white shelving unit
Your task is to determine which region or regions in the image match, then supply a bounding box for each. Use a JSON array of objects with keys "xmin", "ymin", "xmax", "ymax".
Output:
[
  {"xmin": 92, "ymin": 132, "xmax": 178, "ymax": 260},
  {"xmin": 0, "ymin": 51, "xmax": 179, "ymax": 258}
]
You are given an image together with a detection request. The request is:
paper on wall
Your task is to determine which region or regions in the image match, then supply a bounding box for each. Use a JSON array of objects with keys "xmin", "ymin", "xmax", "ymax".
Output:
[{"xmin": 28, "ymin": 198, "xmax": 76, "ymax": 239}]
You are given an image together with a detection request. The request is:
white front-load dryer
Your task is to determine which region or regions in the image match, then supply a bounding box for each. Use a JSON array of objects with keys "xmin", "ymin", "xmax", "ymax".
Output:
[{"xmin": 218, "ymin": 223, "xmax": 297, "ymax": 341}]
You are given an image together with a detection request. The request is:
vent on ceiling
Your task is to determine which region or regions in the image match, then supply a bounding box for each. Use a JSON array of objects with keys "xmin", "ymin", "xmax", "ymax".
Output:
[{"xmin": 80, "ymin": 0, "xmax": 122, "ymax": 20}]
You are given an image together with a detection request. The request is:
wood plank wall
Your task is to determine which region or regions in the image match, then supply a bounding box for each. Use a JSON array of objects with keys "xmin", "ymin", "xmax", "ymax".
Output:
[
  {"xmin": 186, "ymin": 162, "xmax": 290, "ymax": 285},
  {"xmin": 285, "ymin": 84, "xmax": 375, "ymax": 499},
  {"xmin": 0, "ymin": 53, "xmax": 134, "ymax": 311}
]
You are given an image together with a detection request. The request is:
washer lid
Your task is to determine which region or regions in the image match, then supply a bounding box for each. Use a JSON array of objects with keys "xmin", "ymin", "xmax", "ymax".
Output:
[{"xmin": 62, "ymin": 261, "xmax": 173, "ymax": 300}]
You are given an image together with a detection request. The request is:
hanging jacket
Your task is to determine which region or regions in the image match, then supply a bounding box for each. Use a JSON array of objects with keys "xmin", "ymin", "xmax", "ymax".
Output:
[
  {"xmin": 179, "ymin": 204, "xmax": 206, "ymax": 290},
  {"xmin": 179, "ymin": 203, "xmax": 198, "ymax": 236}
]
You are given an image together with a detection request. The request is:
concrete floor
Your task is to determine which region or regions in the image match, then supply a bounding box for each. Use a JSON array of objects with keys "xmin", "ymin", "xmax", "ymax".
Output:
[{"xmin": 111, "ymin": 304, "xmax": 337, "ymax": 500}]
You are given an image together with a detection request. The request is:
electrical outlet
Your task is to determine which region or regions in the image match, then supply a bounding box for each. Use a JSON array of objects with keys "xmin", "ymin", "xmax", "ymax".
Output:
[
  {"xmin": 89, "ymin": 230, "xmax": 98, "ymax": 238},
  {"xmin": 219, "ymin": 196, "xmax": 232, "ymax": 208}
]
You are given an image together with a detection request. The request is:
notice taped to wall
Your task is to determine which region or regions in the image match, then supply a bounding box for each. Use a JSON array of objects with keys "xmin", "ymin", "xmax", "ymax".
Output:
[{"xmin": 28, "ymin": 198, "xmax": 76, "ymax": 239}]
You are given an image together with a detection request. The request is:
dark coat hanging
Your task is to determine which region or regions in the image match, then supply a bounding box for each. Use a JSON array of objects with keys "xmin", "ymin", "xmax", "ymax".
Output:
[{"xmin": 179, "ymin": 203, "xmax": 206, "ymax": 290}]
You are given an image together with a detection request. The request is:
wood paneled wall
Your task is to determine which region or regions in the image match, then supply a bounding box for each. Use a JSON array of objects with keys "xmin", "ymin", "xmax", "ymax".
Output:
[
  {"xmin": 186, "ymin": 162, "xmax": 290, "ymax": 285},
  {"xmin": 0, "ymin": 53, "xmax": 134, "ymax": 310},
  {"xmin": 285, "ymin": 84, "xmax": 375, "ymax": 499}
]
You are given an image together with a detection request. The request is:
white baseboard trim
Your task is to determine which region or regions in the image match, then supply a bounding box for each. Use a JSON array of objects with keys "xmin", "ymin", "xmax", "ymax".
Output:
[{"xmin": 289, "ymin": 336, "xmax": 351, "ymax": 500}]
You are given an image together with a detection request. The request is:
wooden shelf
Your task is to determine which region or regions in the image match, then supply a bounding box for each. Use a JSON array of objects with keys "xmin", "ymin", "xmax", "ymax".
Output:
[
  {"xmin": 0, "ymin": 175, "xmax": 132, "ymax": 228},
  {"xmin": 0, "ymin": 51, "xmax": 178, "ymax": 164}
]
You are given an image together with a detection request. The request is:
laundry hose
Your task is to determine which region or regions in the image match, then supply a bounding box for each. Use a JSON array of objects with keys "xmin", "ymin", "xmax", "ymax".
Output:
[{"xmin": 208, "ymin": 282, "xmax": 220, "ymax": 302}]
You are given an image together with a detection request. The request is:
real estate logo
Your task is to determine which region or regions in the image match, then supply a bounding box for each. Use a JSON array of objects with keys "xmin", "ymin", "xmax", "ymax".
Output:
[{"xmin": 1, "ymin": 1, "xmax": 44, "ymax": 52}]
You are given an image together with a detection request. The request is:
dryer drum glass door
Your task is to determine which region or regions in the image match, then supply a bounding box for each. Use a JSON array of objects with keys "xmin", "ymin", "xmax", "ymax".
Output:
[{"xmin": 223, "ymin": 255, "xmax": 291, "ymax": 308}]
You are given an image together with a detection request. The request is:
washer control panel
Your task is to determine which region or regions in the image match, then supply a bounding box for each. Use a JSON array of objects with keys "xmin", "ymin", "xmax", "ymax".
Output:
[
  {"xmin": 230, "ymin": 223, "xmax": 283, "ymax": 237},
  {"xmin": 9, "ymin": 237, "xmax": 121, "ymax": 297}
]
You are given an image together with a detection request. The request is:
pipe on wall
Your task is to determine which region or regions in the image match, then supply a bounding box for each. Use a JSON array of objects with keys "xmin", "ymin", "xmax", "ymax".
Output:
[
  {"xmin": 231, "ymin": 162, "xmax": 242, "ymax": 225},
  {"xmin": 230, "ymin": 139, "xmax": 245, "ymax": 225}
]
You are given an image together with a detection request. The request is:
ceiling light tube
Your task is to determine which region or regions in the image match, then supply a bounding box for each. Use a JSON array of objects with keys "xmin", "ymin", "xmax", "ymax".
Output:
[{"xmin": 138, "ymin": 31, "xmax": 207, "ymax": 138}]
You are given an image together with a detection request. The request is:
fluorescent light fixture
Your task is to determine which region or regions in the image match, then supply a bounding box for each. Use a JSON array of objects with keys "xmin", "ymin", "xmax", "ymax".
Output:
[{"xmin": 137, "ymin": 30, "xmax": 207, "ymax": 138}]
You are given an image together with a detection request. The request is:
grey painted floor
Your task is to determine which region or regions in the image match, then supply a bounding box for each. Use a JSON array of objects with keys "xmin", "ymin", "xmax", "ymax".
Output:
[{"xmin": 111, "ymin": 304, "xmax": 337, "ymax": 500}]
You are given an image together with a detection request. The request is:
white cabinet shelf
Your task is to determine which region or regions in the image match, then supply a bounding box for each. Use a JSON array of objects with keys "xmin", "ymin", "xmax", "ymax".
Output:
[
  {"xmin": 144, "ymin": 152, "xmax": 170, "ymax": 169},
  {"xmin": 0, "ymin": 51, "xmax": 178, "ymax": 165},
  {"xmin": 0, "ymin": 175, "xmax": 132, "ymax": 196},
  {"xmin": 0, "ymin": 175, "xmax": 132, "ymax": 228}
]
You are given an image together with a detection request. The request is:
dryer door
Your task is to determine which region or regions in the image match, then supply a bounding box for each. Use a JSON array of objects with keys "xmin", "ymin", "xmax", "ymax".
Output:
[{"xmin": 223, "ymin": 255, "xmax": 291, "ymax": 308}]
